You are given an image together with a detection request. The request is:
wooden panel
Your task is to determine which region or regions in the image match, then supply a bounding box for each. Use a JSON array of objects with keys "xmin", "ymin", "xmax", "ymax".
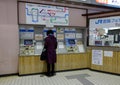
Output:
[
  {"xmin": 56, "ymin": 54, "xmax": 72, "ymax": 71},
  {"xmin": 117, "ymin": 52, "xmax": 120, "ymax": 74},
  {"xmin": 19, "ymin": 56, "xmax": 46, "ymax": 75},
  {"xmin": 71, "ymin": 53, "xmax": 88, "ymax": 69},
  {"xmin": 86, "ymin": 48, "xmax": 91, "ymax": 68},
  {"xmin": 90, "ymin": 49, "xmax": 118, "ymax": 74},
  {"xmin": 103, "ymin": 51, "xmax": 117, "ymax": 73},
  {"xmin": 19, "ymin": 49, "xmax": 120, "ymax": 75},
  {"xmin": 19, "ymin": 56, "xmax": 24, "ymax": 74},
  {"xmin": 19, "ymin": 53, "xmax": 90, "ymax": 75}
]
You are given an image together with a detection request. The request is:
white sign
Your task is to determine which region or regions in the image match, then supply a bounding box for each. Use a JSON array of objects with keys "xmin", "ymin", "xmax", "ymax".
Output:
[
  {"xmin": 92, "ymin": 50, "xmax": 103, "ymax": 65},
  {"xmin": 104, "ymin": 51, "xmax": 113, "ymax": 57},
  {"xmin": 20, "ymin": 26, "xmax": 34, "ymax": 39},
  {"xmin": 78, "ymin": 45, "xmax": 85, "ymax": 52},
  {"xmin": 58, "ymin": 42, "xmax": 64, "ymax": 48},
  {"xmin": 108, "ymin": 0, "xmax": 120, "ymax": 6},
  {"xmin": 76, "ymin": 33, "xmax": 82, "ymax": 38},
  {"xmin": 89, "ymin": 16, "xmax": 120, "ymax": 28},
  {"xmin": 65, "ymin": 33, "xmax": 76, "ymax": 39}
]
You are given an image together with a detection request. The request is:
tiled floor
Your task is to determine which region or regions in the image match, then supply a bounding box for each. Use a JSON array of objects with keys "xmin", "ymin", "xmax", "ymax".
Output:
[{"xmin": 0, "ymin": 70, "xmax": 120, "ymax": 85}]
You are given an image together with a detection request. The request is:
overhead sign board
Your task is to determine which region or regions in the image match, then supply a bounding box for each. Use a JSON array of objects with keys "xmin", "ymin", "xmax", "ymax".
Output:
[
  {"xmin": 94, "ymin": 0, "xmax": 120, "ymax": 8},
  {"xmin": 67, "ymin": 0, "xmax": 120, "ymax": 8}
]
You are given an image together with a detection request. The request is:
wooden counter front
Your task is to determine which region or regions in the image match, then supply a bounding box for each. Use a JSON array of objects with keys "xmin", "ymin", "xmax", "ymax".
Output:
[
  {"xmin": 19, "ymin": 53, "xmax": 90, "ymax": 75},
  {"xmin": 90, "ymin": 49, "xmax": 118, "ymax": 74},
  {"xmin": 117, "ymin": 52, "xmax": 120, "ymax": 74}
]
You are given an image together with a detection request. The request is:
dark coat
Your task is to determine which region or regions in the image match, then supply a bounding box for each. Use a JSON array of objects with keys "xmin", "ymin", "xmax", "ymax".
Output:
[{"xmin": 44, "ymin": 35, "xmax": 57, "ymax": 64}]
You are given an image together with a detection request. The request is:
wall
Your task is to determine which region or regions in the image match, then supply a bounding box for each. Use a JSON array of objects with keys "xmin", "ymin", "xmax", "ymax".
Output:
[{"xmin": 0, "ymin": 0, "xmax": 19, "ymax": 75}]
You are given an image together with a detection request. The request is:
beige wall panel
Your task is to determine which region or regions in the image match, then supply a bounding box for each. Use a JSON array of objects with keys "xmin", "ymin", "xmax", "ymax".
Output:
[
  {"xmin": 0, "ymin": 0, "xmax": 18, "ymax": 75},
  {"xmin": 0, "ymin": 25, "xmax": 19, "ymax": 75},
  {"xmin": 18, "ymin": 2, "xmax": 26, "ymax": 24},
  {"xmin": 69, "ymin": 8, "xmax": 86, "ymax": 27},
  {"xmin": 0, "ymin": 0, "xmax": 17, "ymax": 25}
]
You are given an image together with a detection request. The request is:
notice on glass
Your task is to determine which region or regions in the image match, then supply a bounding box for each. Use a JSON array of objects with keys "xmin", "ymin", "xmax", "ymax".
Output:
[
  {"xmin": 92, "ymin": 50, "xmax": 103, "ymax": 65},
  {"xmin": 104, "ymin": 51, "xmax": 113, "ymax": 57},
  {"xmin": 76, "ymin": 33, "xmax": 82, "ymax": 38},
  {"xmin": 35, "ymin": 42, "xmax": 43, "ymax": 54},
  {"xmin": 58, "ymin": 42, "xmax": 64, "ymax": 49},
  {"xmin": 35, "ymin": 34, "xmax": 43, "ymax": 40},
  {"xmin": 65, "ymin": 33, "xmax": 75, "ymax": 38},
  {"xmin": 57, "ymin": 34, "xmax": 64, "ymax": 40},
  {"xmin": 20, "ymin": 26, "xmax": 34, "ymax": 39},
  {"xmin": 77, "ymin": 45, "xmax": 85, "ymax": 52}
]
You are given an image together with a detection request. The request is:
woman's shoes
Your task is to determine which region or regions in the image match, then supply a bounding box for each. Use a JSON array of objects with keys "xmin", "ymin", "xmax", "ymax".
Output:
[
  {"xmin": 51, "ymin": 72, "xmax": 56, "ymax": 76},
  {"xmin": 46, "ymin": 72, "xmax": 56, "ymax": 77},
  {"xmin": 46, "ymin": 73, "xmax": 52, "ymax": 77}
]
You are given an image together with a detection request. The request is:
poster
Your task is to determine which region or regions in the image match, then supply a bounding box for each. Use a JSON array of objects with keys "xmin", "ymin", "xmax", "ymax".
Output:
[
  {"xmin": 26, "ymin": 3, "xmax": 69, "ymax": 25},
  {"xmin": 92, "ymin": 50, "xmax": 103, "ymax": 65}
]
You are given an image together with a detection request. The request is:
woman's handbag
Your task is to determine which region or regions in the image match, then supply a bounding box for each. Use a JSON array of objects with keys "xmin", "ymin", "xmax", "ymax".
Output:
[{"xmin": 40, "ymin": 48, "xmax": 47, "ymax": 60}]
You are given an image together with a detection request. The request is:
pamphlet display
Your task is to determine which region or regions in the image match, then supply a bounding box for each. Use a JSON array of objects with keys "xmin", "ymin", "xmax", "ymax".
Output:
[{"xmin": 19, "ymin": 25, "xmax": 86, "ymax": 55}]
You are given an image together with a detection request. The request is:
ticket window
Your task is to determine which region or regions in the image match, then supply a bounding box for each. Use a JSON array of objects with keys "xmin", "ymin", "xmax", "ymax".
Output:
[{"xmin": 19, "ymin": 25, "xmax": 86, "ymax": 55}]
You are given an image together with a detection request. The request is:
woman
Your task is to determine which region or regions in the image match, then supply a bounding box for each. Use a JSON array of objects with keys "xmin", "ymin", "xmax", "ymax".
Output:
[{"xmin": 44, "ymin": 30, "xmax": 57, "ymax": 77}]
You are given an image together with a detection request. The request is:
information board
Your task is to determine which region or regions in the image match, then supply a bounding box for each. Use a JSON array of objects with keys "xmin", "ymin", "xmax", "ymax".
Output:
[{"xmin": 26, "ymin": 3, "xmax": 69, "ymax": 25}]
